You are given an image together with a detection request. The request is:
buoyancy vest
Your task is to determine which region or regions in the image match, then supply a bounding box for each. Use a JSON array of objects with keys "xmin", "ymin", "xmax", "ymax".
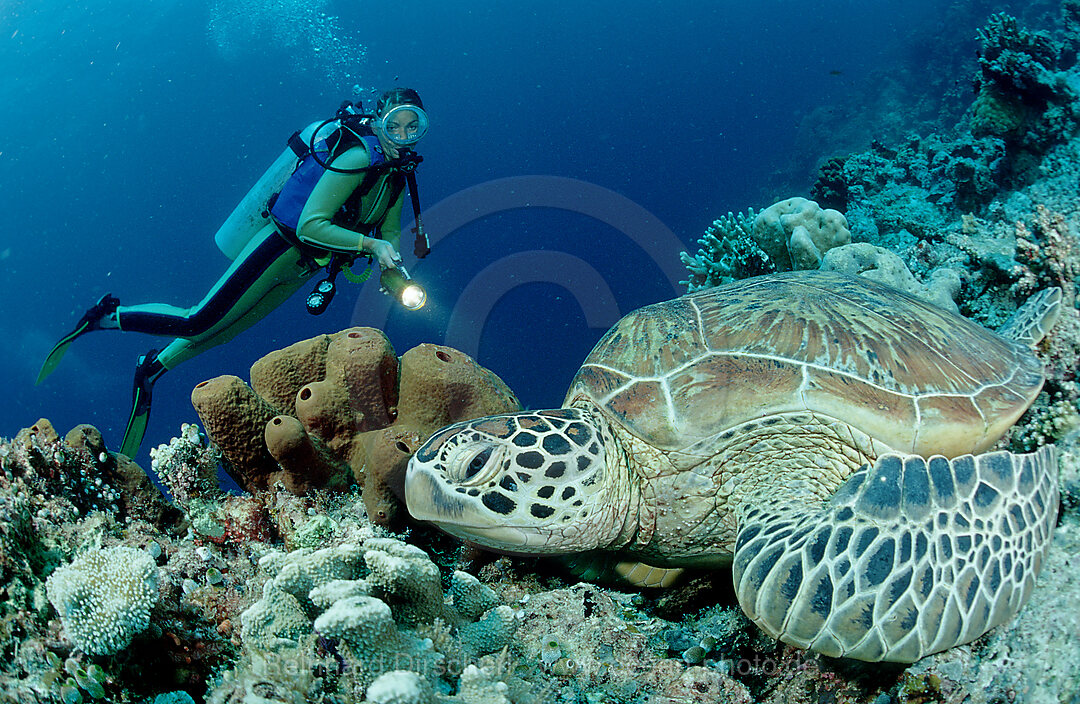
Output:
[{"xmin": 269, "ymin": 123, "xmax": 404, "ymax": 237}]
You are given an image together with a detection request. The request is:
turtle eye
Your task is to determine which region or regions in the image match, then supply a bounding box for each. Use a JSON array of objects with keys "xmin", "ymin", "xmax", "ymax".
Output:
[
  {"xmin": 465, "ymin": 447, "xmax": 492, "ymax": 479},
  {"xmin": 452, "ymin": 444, "xmax": 498, "ymax": 485}
]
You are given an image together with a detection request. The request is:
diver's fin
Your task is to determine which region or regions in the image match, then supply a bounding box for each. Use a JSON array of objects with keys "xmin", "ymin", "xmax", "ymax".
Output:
[
  {"xmin": 36, "ymin": 327, "xmax": 87, "ymax": 385},
  {"xmin": 119, "ymin": 350, "xmax": 165, "ymax": 458},
  {"xmin": 120, "ymin": 402, "xmax": 150, "ymax": 459},
  {"xmin": 36, "ymin": 294, "xmax": 121, "ymax": 385}
]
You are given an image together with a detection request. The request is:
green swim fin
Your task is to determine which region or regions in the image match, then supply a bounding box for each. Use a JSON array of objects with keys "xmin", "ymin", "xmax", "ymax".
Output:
[
  {"xmin": 120, "ymin": 402, "xmax": 150, "ymax": 458},
  {"xmin": 36, "ymin": 294, "xmax": 121, "ymax": 385},
  {"xmin": 36, "ymin": 326, "xmax": 88, "ymax": 385},
  {"xmin": 119, "ymin": 350, "xmax": 165, "ymax": 458}
]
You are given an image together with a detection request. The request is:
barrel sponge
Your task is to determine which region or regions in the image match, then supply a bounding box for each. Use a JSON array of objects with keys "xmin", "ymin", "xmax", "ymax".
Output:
[
  {"xmin": 46, "ymin": 546, "xmax": 159, "ymax": 656},
  {"xmin": 751, "ymin": 196, "xmax": 851, "ymax": 271}
]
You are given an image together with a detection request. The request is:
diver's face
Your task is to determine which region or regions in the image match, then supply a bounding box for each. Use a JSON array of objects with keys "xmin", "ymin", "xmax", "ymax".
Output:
[{"xmin": 376, "ymin": 105, "xmax": 421, "ymax": 157}]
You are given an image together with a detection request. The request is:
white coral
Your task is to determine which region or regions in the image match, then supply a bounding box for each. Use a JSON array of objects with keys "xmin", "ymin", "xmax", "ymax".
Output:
[
  {"xmin": 752, "ymin": 196, "xmax": 851, "ymax": 271},
  {"xmin": 46, "ymin": 546, "xmax": 159, "ymax": 656}
]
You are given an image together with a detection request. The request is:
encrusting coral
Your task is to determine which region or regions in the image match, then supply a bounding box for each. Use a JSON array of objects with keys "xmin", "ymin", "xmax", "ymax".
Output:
[
  {"xmin": 190, "ymin": 327, "xmax": 520, "ymax": 524},
  {"xmin": 45, "ymin": 545, "xmax": 160, "ymax": 656},
  {"xmin": 820, "ymin": 242, "xmax": 962, "ymax": 312},
  {"xmin": 215, "ymin": 535, "xmax": 523, "ymax": 698},
  {"xmin": 750, "ymin": 196, "xmax": 851, "ymax": 271}
]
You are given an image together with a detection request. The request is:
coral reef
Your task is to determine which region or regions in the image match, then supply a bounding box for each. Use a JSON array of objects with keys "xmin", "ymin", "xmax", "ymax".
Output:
[
  {"xmin": 190, "ymin": 328, "xmax": 520, "ymax": 524},
  {"xmin": 4, "ymin": 382, "xmax": 1080, "ymax": 704},
  {"xmin": 973, "ymin": 12, "xmax": 1079, "ymax": 147},
  {"xmin": 46, "ymin": 545, "xmax": 160, "ymax": 656},
  {"xmin": 680, "ymin": 209, "xmax": 773, "ymax": 290},
  {"xmin": 3, "ymin": 6, "xmax": 1080, "ymax": 704},
  {"xmin": 750, "ymin": 196, "xmax": 851, "ymax": 271},
  {"xmin": 670, "ymin": 6, "xmax": 1080, "ymax": 699}
]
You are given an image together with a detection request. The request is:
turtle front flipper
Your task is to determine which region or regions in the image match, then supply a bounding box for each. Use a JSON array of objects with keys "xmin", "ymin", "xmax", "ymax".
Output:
[{"xmin": 732, "ymin": 446, "xmax": 1058, "ymax": 662}]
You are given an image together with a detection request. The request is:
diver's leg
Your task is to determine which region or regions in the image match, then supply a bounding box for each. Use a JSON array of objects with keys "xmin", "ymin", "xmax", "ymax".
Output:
[
  {"xmin": 116, "ymin": 225, "xmax": 305, "ymax": 337},
  {"xmin": 116, "ymin": 241, "xmax": 318, "ymax": 456},
  {"xmin": 38, "ymin": 226, "xmax": 300, "ymax": 384}
]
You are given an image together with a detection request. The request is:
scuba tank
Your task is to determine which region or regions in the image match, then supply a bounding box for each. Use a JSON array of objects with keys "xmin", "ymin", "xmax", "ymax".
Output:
[{"xmin": 212, "ymin": 106, "xmax": 363, "ymax": 260}]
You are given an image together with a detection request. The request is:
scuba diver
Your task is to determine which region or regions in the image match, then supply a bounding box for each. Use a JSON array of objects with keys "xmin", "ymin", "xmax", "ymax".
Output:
[{"xmin": 37, "ymin": 88, "xmax": 432, "ymax": 457}]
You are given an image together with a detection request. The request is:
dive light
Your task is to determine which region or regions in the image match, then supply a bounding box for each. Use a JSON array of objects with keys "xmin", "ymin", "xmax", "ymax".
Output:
[{"xmin": 380, "ymin": 267, "xmax": 426, "ymax": 310}]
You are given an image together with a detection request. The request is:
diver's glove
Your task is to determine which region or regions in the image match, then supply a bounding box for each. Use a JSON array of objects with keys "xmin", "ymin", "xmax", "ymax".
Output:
[{"xmin": 364, "ymin": 237, "xmax": 403, "ymax": 270}]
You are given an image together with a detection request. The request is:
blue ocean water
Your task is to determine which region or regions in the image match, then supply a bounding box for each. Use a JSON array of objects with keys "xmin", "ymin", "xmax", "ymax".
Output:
[{"xmin": 0, "ymin": 0, "xmax": 1044, "ymax": 466}]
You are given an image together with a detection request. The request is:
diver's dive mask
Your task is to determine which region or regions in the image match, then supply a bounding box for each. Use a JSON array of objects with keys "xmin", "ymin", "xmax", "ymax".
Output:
[{"xmin": 378, "ymin": 104, "xmax": 429, "ymax": 147}]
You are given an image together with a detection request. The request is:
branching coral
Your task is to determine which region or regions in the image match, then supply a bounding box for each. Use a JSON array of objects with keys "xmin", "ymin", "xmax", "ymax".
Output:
[
  {"xmin": 149, "ymin": 423, "xmax": 221, "ymax": 513},
  {"xmin": 680, "ymin": 209, "xmax": 772, "ymax": 290}
]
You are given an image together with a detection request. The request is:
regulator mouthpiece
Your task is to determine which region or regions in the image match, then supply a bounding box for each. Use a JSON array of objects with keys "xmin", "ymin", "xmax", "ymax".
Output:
[{"xmin": 380, "ymin": 267, "xmax": 426, "ymax": 310}]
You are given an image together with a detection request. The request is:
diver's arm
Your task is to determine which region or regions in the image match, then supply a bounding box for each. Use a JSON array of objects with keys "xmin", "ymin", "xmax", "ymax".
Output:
[
  {"xmin": 375, "ymin": 188, "xmax": 405, "ymax": 253},
  {"xmin": 295, "ymin": 146, "xmax": 379, "ymax": 254}
]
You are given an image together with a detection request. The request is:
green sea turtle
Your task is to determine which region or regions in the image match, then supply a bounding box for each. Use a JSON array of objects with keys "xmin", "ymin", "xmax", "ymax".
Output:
[{"xmin": 406, "ymin": 270, "xmax": 1061, "ymax": 662}]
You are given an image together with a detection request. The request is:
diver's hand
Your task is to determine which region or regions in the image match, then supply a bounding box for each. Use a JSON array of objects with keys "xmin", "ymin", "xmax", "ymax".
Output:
[{"xmin": 366, "ymin": 238, "xmax": 402, "ymax": 269}]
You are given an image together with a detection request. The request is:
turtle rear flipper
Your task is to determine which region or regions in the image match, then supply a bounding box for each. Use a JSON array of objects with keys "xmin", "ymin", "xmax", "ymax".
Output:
[
  {"xmin": 732, "ymin": 446, "xmax": 1058, "ymax": 662},
  {"xmin": 998, "ymin": 286, "xmax": 1062, "ymax": 348},
  {"xmin": 561, "ymin": 552, "xmax": 684, "ymax": 588}
]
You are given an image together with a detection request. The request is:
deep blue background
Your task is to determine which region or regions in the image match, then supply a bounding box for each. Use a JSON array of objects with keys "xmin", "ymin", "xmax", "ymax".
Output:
[{"xmin": 0, "ymin": 0, "xmax": 1043, "ymax": 466}]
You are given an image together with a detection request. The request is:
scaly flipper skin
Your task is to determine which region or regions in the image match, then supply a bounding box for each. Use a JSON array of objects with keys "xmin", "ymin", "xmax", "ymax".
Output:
[
  {"xmin": 997, "ymin": 286, "xmax": 1062, "ymax": 348},
  {"xmin": 732, "ymin": 446, "xmax": 1058, "ymax": 662}
]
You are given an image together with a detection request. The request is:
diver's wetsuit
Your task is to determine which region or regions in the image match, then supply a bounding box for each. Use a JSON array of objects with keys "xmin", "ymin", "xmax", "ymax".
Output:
[
  {"xmin": 119, "ymin": 144, "xmax": 405, "ymax": 369},
  {"xmin": 52, "ymin": 142, "xmax": 406, "ymax": 456}
]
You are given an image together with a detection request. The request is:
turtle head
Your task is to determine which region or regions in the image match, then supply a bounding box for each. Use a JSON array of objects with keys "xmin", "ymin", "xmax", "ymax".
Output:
[{"xmin": 406, "ymin": 408, "xmax": 628, "ymax": 554}]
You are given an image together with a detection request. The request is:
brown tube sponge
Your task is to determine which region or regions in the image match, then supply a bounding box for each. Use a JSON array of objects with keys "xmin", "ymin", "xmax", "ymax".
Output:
[
  {"xmin": 191, "ymin": 375, "xmax": 280, "ymax": 490},
  {"xmin": 188, "ymin": 329, "xmax": 520, "ymax": 512},
  {"xmin": 294, "ymin": 380, "xmax": 358, "ymax": 452},
  {"xmin": 264, "ymin": 415, "xmax": 349, "ymax": 493},
  {"xmin": 355, "ymin": 344, "xmax": 521, "ymax": 525},
  {"xmin": 250, "ymin": 333, "xmax": 335, "ymax": 416},
  {"xmin": 322, "ymin": 328, "xmax": 399, "ymax": 430},
  {"xmin": 397, "ymin": 344, "xmax": 520, "ymax": 428}
]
